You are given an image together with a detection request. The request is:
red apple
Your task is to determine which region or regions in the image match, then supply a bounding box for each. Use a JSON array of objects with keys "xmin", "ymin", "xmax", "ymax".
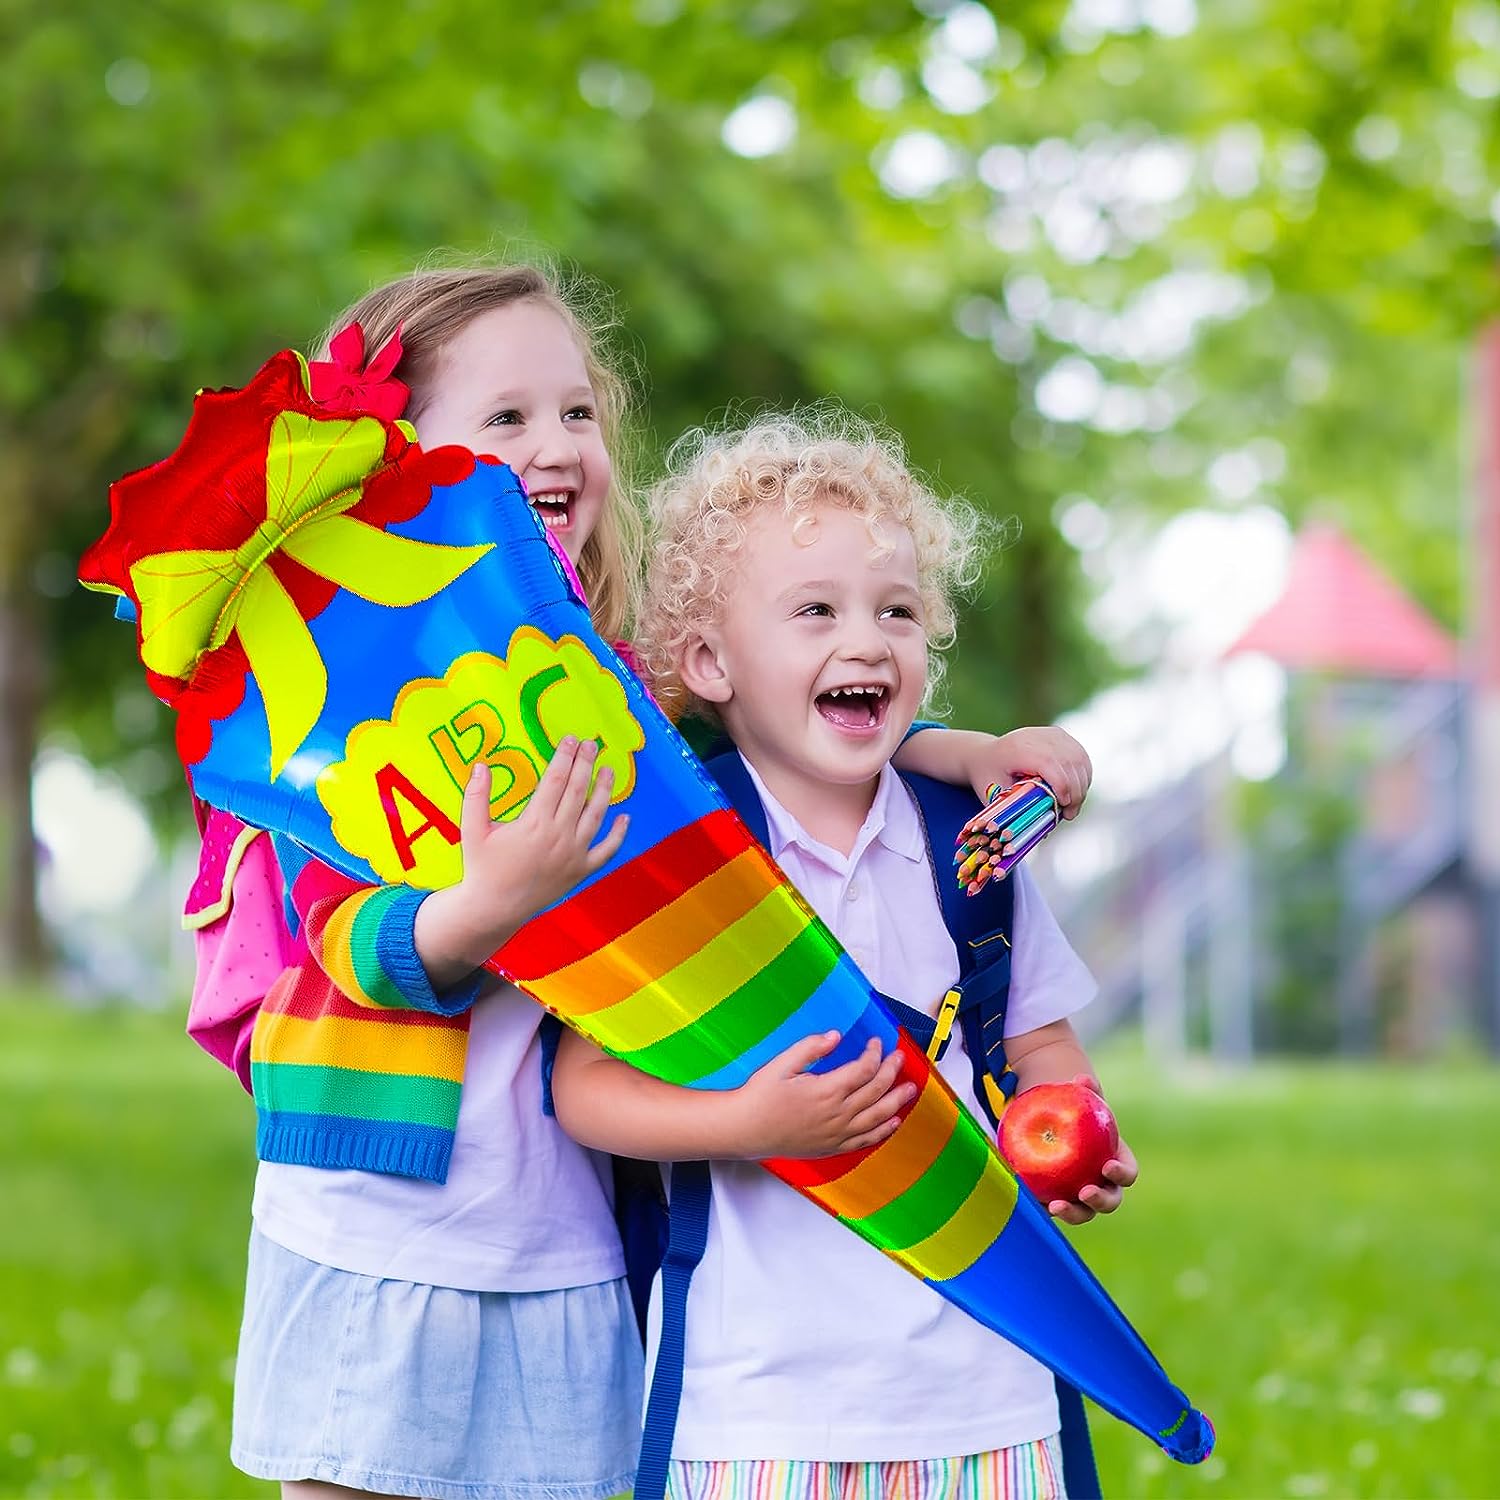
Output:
[{"xmin": 998, "ymin": 1081, "xmax": 1120, "ymax": 1205}]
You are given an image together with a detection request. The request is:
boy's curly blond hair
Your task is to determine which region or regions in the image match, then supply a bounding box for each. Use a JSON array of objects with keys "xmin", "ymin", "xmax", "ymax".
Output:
[{"xmin": 636, "ymin": 409, "xmax": 988, "ymax": 721}]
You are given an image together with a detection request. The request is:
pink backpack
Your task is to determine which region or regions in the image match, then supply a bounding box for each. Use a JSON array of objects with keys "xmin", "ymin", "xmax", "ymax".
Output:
[{"xmin": 183, "ymin": 804, "xmax": 300, "ymax": 1093}]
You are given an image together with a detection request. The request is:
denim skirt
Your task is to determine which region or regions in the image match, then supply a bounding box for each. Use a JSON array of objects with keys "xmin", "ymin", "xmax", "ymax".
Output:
[{"xmin": 231, "ymin": 1229, "xmax": 643, "ymax": 1500}]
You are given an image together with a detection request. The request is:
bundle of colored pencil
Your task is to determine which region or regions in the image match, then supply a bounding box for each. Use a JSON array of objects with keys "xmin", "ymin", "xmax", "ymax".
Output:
[{"xmin": 954, "ymin": 777, "xmax": 1059, "ymax": 896}]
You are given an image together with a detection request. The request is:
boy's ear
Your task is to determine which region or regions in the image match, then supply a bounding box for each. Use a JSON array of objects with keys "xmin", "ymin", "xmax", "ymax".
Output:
[{"xmin": 679, "ymin": 633, "xmax": 733, "ymax": 705}]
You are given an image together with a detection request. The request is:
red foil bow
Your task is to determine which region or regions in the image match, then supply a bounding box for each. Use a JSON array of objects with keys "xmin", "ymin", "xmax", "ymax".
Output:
[{"xmin": 308, "ymin": 323, "xmax": 410, "ymax": 423}]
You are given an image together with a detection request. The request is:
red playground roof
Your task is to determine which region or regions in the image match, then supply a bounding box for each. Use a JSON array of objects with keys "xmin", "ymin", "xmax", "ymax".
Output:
[{"xmin": 1226, "ymin": 522, "xmax": 1460, "ymax": 678}]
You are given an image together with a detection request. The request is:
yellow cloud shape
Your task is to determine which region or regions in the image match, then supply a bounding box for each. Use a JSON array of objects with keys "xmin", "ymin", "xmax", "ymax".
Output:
[{"xmin": 316, "ymin": 627, "xmax": 644, "ymax": 889}]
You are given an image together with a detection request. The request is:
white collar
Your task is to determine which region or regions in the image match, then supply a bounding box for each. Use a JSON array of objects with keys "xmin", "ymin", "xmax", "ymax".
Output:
[{"xmin": 738, "ymin": 754, "xmax": 926, "ymax": 871}]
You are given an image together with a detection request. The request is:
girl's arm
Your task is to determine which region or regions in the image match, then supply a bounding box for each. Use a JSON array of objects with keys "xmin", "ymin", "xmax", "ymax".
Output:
[
  {"xmin": 1004, "ymin": 1016, "xmax": 1138, "ymax": 1225},
  {"xmin": 273, "ymin": 844, "xmax": 482, "ymax": 1016},
  {"xmin": 552, "ymin": 1027, "xmax": 915, "ymax": 1161},
  {"xmin": 282, "ymin": 737, "xmax": 628, "ymax": 1014},
  {"xmin": 894, "ymin": 725, "xmax": 1093, "ymax": 819}
]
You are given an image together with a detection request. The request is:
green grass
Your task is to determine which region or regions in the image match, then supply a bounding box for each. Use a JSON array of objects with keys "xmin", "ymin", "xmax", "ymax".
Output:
[
  {"xmin": 1081, "ymin": 1053, "xmax": 1500, "ymax": 1498},
  {"xmin": 1, "ymin": 996, "xmax": 264, "ymax": 1500},
  {"xmin": 2, "ymin": 996, "xmax": 1498, "ymax": 1498}
]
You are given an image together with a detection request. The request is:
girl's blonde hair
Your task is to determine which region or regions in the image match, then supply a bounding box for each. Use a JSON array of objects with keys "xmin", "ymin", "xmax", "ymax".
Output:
[
  {"xmin": 636, "ymin": 410, "xmax": 988, "ymax": 721},
  {"xmin": 316, "ymin": 262, "xmax": 642, "ymax": 641}
]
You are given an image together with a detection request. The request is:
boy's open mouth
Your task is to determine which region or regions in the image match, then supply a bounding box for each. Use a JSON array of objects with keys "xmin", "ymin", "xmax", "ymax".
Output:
[
  {"xmin": 815, "ymin": 684, "xmax": 890, "ymax": 732},
  {"xmin": 529, "ymin": 491, "xmax": 574, "ymax": 532}
]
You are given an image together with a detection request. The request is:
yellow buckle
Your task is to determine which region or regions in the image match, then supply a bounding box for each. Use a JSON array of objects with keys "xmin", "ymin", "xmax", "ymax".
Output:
[{"xmin": 927, "ymin": 989, "xmax": 962, "ymax": 1060}]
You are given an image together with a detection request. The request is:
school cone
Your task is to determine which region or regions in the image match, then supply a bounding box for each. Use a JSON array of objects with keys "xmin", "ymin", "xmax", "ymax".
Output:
[
  {"xmin": 80, "ymin": 347, "xmax": 1214, "ymax": 1465},
  {"xmin": 498, "ymin": 818, "xmax": 1213, "ymax": 1464}
]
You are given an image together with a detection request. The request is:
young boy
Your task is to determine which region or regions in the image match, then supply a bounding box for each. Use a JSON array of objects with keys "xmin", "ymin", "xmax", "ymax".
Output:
[{"xmin": 551, "ymin": 413, "xmax": 1135, "ymax": 1499}]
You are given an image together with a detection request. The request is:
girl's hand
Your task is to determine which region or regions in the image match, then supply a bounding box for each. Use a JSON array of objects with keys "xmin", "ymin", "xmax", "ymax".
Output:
[
  {"xmin": 729, "ymin": 1033, "xmax": 916, "ymax": 1159},
  {"xmin": 976, "ymin": 726, "xmax": 1092, "ymax": 821},
  {"xmin": 416, "ymin": 737, "xmax": 629, "ymax": 983}
]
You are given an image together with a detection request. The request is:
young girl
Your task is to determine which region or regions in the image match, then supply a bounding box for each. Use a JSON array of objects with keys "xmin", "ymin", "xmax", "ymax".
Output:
[
  {"xmin": 225, "ymin": 265, "xmax": 651, "ymax": 1500},
  {"xmin": 550, "ymin": 414, "xmax": 1137, "ymax": 1499},
  {"xmin": 195, "ymin": 263, "xmax": 1094, "ymax": 1500}
]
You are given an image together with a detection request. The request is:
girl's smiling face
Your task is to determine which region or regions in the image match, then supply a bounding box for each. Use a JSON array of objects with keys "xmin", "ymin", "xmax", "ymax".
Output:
[{"xmin": 412, "ymin": 299, "xmax": 611, "ymax": 563}]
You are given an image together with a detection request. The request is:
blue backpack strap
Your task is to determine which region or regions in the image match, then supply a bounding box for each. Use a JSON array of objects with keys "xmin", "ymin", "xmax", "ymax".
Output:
[
  {"xmin": 635, "ymin": 1159, "xmax": 712, "ymax": 1500},
  {"xmin": 613, "ymin": 1157, "xmax": 668, "ymax": 1343},
  {"xmin": 881, "ymin": 993, "xmax": 943, "ymax": 1051},
  {"xmin": 539, "ymin": 1015, "xmax": 667, "ymax": 1345},
  {"xmin": 537, "ymin": 1013, "xmax": 563, "ymax": 1117},
  {"xmin": 1055, "ymin": 1377, "xmax": 1103, "ymax": 1498},
  {"xmin": 896, "ymin": 774, "xmax": 1015, "ymax": 1118},
  {"xmin": 703, "ymin": 749, "xmax": 769, "ymax": 844}
]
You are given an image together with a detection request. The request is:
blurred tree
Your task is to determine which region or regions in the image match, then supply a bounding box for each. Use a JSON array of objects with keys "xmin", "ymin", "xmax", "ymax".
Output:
[{"xmin": 4, "ymin": 0, "xmax": 1497, "ymax": 973}]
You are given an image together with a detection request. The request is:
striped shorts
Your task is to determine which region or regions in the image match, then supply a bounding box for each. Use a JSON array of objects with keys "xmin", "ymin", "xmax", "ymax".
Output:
[{"xmin": 666, "ymin": 1433, "xmax": 1066, "ymax": 1500}]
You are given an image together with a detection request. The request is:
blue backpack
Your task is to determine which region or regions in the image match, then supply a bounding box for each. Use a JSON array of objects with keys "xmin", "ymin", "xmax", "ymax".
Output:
[{"xmin": 544, "ymin": 752, "xmax": 1100, "ymax": 1498}]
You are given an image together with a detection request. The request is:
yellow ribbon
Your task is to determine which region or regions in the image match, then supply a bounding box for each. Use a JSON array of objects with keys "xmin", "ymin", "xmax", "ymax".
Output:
[{"xmin": 129, "ymin": 411, "xmax": 492, "ymax": 777}]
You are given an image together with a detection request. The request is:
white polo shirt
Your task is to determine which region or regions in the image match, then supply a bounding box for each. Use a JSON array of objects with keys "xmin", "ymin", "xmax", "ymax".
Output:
[{"xmin": 650, "ymin": 757, "xmax": 1098, "ymax": 1461}]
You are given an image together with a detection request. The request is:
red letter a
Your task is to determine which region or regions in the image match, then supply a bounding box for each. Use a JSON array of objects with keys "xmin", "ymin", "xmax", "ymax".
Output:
[{"xmin": 374, "ymin": 763, "xmax": 461, "ymax": 873}]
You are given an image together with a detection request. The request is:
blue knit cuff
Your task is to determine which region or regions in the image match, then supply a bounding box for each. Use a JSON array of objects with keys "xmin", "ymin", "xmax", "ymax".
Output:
[
  {"xmin": 258, "ymin": 1111, "xmax": 454, "ymax": 1184},
  {"xmin": 375, "ymin": 888, "xmax": 485, "ymax": 1016}
]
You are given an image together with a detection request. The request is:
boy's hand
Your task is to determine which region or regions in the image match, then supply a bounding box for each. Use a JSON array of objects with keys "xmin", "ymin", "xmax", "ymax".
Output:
[
  {"xmin": 1047, "ymin": 1140, "xmax": 1137, "ymax": 1224},
  {"xmin": 1045, "ymin": 1072, "xmax": 1137, "ymax": 1223},
  {"xmin": 418, "ymin": 737, "xmax": 629, "ymax": 979},
  {"xmin": 976, "ymin": 726, "xmax": 1092, "ymax": 821},
  {"xmin": 731, "ymin": 1034, "xmax": 916, "ymax": 1159}
]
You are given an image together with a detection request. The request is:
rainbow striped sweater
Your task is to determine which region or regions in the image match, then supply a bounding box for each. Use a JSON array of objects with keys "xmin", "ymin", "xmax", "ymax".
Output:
[{"xmin": 251, "ymin": 836, "xmax": 481, "ymax": 1183}]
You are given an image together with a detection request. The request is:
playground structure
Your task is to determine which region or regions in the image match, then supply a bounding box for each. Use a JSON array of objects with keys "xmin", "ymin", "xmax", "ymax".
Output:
[
  {"xmin": 1037, "ymin": 312, "xmax": 1500, "ymax": 1060},
  {"xmin": 1038, "ymin": 662, "xmax": 1472, "ymax": 1060}
]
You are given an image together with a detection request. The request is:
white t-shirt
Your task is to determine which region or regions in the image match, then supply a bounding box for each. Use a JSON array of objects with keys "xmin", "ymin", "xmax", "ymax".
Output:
[
  {"xmin": 253, "ymin": 979, "xmax": 624, "ymax": 1293},
  {"xmin": 651, "ymin": 759, "xmax": 1098, "ymax": 1461}
]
